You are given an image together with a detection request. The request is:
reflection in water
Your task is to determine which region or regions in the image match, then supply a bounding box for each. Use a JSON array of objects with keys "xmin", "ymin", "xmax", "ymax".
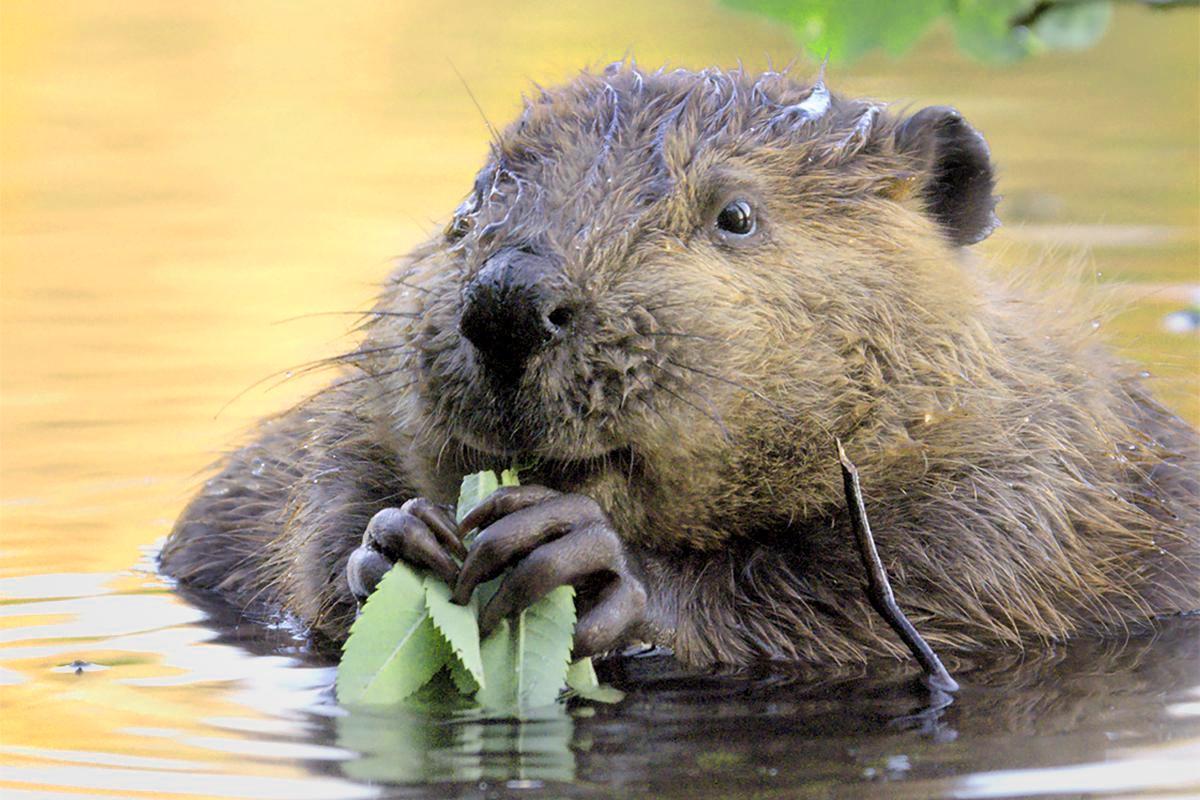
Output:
[
  {"xmin": 308, "ymin": 622, "xmax": 1200, "ymax": 797},
  {"xmin": 1, "ymin": 0, "xmax": 1197, "ymax": 797},
  {"xmin": 0, "ymin": 571, "xmax": 372, "ymax": 798},
  {"xmin": 335, "ymin": 705, "xmax": 576, "ymax": 784},
  {"xmin": 6, "ymin": 559, "xmax": 1194, "ymax": 797}
]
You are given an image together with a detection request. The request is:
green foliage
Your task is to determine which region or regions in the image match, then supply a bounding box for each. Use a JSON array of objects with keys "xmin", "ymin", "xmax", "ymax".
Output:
[
  {"xmin": 1026, "ymin": 1, "xmax": 1113, "ymax": 51},
  {"xmin": 722, "ymin": 0, "xmax": 1118, "ymax": 64},
  {"xmin": 952, "ymin": 0, "xmax": 1039, "ymax": 63},
  {"xmin": 566, "ymin": 655, "xmax": 627, "ymax": 703},
  {"xmin": 335, "ymin": 561, "xmax": 450, "ymax": 706},
  {"xmin": 335, "ymin": 699, "xmax": 577, "ymax": 783},
  {"xmin": 424, "ymin": 576, "xmax": 484, "ymax": 691},
  {"xmin": 476, "ymin": 585, "xmax": 578, "ymax": 710},
  {"xmin": 456, "ymin": 469, "xmax": 500, "ymax": 525},
  {"xmin": 724, "ymin": 0, "xmax": 943, "ymax": 63},
  {"xmin": 337, "ymin": 470, "xmax": 623, "ymax": 715}
]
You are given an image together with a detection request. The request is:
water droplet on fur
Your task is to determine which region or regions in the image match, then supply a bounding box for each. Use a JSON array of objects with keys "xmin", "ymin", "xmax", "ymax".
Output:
[
  {"xmin": 1090, "ymin": 319, "xmax": 1101, "ymax": 330},
  {"xmin": 1139, "ymin": 370, "xmax": 1152, "ymax": 379},
  {"xmin": 251, "ymin": 459, "xmax": 267, "ymax": 476}
]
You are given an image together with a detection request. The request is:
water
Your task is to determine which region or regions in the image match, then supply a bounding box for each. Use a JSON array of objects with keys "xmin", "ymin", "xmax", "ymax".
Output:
[{"xmin": 1, "ymin": 2, "xmax": 1198, "ymax": 798}]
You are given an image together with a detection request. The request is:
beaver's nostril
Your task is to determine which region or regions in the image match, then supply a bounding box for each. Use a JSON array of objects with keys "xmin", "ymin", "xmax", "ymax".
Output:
[
  {"xmin": 459, "ymin": 247, "xmax": 570, "ymax": 379},
  {"xmin": 547, "ymin": 306, "xmax": 574, "ymax": 330}
]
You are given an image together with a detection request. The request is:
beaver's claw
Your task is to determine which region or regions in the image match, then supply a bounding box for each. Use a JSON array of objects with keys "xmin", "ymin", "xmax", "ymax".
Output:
[
  {"xmin": 346, "ymin": 498, "xmax": 463, "ymax": 604},
  {"xmin": 452, "ymin": 485, "xmax": 648, "ymax": 658}
]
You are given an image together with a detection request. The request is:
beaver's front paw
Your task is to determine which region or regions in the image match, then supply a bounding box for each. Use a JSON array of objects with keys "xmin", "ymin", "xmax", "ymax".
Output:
[
  {"xmin": 451, "ymin": 485, "xmax": 648, "ymax": 658},
  {"xmin": 346, "ymin": 498, "xmax": 465, "ymax": 604}
]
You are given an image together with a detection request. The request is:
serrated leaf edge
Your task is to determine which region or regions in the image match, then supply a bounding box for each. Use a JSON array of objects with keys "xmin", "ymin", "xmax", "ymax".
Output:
[{"xmin": 423, "ymin": 575, "xmax": 485, "ymax": 691}]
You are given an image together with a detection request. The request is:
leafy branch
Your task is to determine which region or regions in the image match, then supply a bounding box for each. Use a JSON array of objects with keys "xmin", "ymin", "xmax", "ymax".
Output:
[{"xmin": 336, "ymin": 470, "xmax": 622, "ymax": 714}]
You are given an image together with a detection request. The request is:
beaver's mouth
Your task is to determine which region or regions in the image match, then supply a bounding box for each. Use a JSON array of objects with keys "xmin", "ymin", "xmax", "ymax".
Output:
[
  {"xmin": 451, "ymin": 430, "xmax": 631, "ymax": 489},
  {"xmin": 521, "ymin": 446, "xmax": 634, "ymax": 488},
  {"xmin": 446, "ymin": 378, "xmax": 627, "ymax": 461}
]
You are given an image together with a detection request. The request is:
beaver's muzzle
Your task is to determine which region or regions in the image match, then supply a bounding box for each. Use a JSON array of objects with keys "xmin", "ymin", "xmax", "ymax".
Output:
[{"xmin": 459, "ymin": 246, "xmax": 576, "ymax": 380}]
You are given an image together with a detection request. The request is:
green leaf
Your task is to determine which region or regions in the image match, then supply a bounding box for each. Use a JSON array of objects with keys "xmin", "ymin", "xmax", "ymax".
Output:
[
  {"xmin": 424, "ymin": 574, "xmax": 485, "ymax": 690},
  {"xmin": 952, "ymin": 0, "xmax": 1039, "ymax": 63},
  {"xmin": 336, "ymin": 561, "xmax": 450, "ymax": 706},
  {"xmin": 448, "ymin": 653, "xmax": 481, "ymax": 695},
  {"xmin": 405, "ymin": 667, "xmax": 475, "ymax": 711},
  {"xmin": 722, "ymin": 0, "xmax": 944, "ymax": 63},
  {"xmin": 338, "ymin": 467, "xmax": 584, "ymax": 714},
  {"xmin": 1027, "ymin": 1, "xmax": 1112, "ymax": 52},
  {"xmin": 722, "ymin": 0, "xmax": 1115, "ymax": 65},
  {"xmin": 457, "ymin": 470, "xmax": 500, "ymax": 525},
  {"xmin": 476, "ymin": 585, "xmax": 578, "ymax": 714},
  {"xmin": 565, "ymin": 658, "xmax": 626, "ymax": 704}
]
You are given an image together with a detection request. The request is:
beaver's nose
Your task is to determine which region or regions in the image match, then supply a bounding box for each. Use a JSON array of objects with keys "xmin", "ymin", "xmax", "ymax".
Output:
[{"xmin": 459, "ymin": 247, "xmax": 574, "ymax": 377}]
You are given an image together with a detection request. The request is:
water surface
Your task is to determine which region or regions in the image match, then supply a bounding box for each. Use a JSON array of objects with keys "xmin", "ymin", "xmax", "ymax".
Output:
[{"xmin": 2, "ymin": 2, "xmax": 1198, "ymax": 797}]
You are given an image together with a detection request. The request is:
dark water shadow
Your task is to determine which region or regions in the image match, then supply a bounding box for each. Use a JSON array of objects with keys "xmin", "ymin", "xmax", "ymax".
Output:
[{"xmin": 177, "ymin": 585, "xmax": 1199, "ymax": 799}]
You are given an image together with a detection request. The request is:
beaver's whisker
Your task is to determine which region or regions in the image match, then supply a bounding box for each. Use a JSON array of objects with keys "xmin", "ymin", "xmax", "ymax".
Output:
[
  {"xmin": 332, "ymin": 368, "xmax": 412, "ymax": 396},
  {"xmin": 271, "ymin": 310, "xmax": 421, "ymax": 325},
  {"xmin": 215, "ymin": 348, "xmax": 389, "ymax": 418},
  {"xmin": 389, "ymin": 275, "xmax": 433, "ymax": 295},
  {"xmin": 664, "ymin": 357, "xmax": 796, "ymax": 423},
  {"xmin": 644, "ymin": 365, "xmax": 731, "ymax": 440},
  {"xmin": 670, "ymin": 381, "xmax": 732, "ymax": 441},
  {"xmin": 364, "ymin": 378, "xmax": 419, "ymax": 405},
  {"xmin": 627, "ymin": 371, "xmax": 678, "ymax": 431},
  {"xmin": 664, "ymin": 385, "xmax": 730, "ymax": 441},
  {"xmin": 448, "ymin": 58, "xmax": 501, "ymax": 147},
  {"xmin": 639, "ymin": 299, "xmax": 695, "ymax": 314},
  {"xmin": 322, "ymin": 343, "xmax": 413, "ymax": 366},
  {"xmin": 646, "ymin": 330, "xmax": 727, "ymax": 344}
]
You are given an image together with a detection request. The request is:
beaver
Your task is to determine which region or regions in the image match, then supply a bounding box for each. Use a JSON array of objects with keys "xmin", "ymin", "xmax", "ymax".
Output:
[{"xmin": 161, "ymin": 63, "xmax": 1200, "ymax": 668}]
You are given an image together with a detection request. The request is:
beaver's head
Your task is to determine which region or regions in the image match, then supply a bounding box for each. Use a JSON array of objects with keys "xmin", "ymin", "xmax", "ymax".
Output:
[{"xmin": 372, "ymin": 64, "xmax": 999, "ymax": 538}]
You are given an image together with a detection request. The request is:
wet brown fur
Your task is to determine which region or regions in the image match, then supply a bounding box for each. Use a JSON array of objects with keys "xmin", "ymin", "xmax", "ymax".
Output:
[{"xmin": 161, "ymin": 64, "xmax": 1200, "ymax": 668}]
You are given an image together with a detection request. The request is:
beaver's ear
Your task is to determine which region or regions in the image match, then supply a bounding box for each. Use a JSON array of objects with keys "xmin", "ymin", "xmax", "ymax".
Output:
[{"xmin": 894, "ymin": 106, "xmax": 999, "ymax": 246}]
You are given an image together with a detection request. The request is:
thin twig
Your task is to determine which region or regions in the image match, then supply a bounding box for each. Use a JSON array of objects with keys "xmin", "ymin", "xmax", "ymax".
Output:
[{"xmin": 837, "ymin": 439, "xmax": 959, "ymax": 692}]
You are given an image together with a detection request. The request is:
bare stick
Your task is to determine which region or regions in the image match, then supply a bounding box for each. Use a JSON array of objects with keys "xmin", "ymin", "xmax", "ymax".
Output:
[{"xmin": 837, "ymin": 440, "xmax": 959, "ymax": 692}]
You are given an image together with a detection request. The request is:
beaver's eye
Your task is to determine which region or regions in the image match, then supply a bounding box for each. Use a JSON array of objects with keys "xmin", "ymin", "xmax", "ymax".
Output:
[{"xmin": 716, "ymin": 200, "xmax": 755, "ymax": 236}]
